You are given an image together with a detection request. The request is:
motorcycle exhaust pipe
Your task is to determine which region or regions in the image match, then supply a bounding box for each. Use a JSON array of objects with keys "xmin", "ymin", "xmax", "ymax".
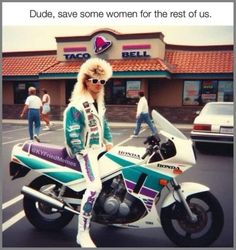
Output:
[{"xmin": 21, "ymin": 186, "xmax": 80, "ymax": 216}]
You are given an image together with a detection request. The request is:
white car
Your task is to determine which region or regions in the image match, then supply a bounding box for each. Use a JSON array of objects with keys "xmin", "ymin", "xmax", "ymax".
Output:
[{"xmin": 190, "ymin": 102, "xmax": 234, "ymax": 150}]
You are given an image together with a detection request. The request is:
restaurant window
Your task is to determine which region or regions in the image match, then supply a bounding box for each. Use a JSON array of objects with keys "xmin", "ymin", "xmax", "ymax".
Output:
[
  {"xmin": 113, "ymin": 79, "xmax": 126, "ymax": 104},
  {"xmin": 217, "ymin": 80, "xmax": 233, "ymax": 102},
  {"xmin": 13, "ymin": 82, "xmax": 39, "ymax": 104},
  {"xmin": 183, "ymin": 80, "xmax": 233, "ymax": 106},
  {"xmin": 201, "ymin": 80, "xmax": 218, "ymax": 104},
  {"xmin": 183, "ymin": 80, "xmax": 201, "ymax": 105},
  {"xmin": 126, "ymin": 80, "xmax": 141, "ymax": 104},
  {"xmin": 105, "ymin": 79, "xmax": 141, "ymax": 105}
]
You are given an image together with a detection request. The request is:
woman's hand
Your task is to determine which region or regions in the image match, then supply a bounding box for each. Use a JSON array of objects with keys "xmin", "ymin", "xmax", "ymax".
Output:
[{"xmin": 105, "ymin": 144, "xmax": 113, "ymax": 151}]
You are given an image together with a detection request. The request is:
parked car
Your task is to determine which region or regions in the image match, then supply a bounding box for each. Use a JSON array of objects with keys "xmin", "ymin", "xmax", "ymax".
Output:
[{"xmin": 190, "ymin": 102, "xmax": 234, "ymax": 151}]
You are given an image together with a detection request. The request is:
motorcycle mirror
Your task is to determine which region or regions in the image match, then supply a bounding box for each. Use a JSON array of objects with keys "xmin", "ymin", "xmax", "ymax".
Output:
[{"xmin": 144, "ymin": 135, "xmax": 160, "ymax": 145}]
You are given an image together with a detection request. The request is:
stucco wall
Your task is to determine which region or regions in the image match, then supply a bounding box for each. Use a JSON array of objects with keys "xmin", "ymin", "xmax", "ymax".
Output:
[
  {"xmin": 149, "ymin": 78, "xmax": 183, "ymax": 107},
  {"xmin": 40, "ymin": 80, "xmax": 66, "ymax": 105},
  {"xmin": 57, "ymin": 32, "xmax": 165, "ymax": 61}
]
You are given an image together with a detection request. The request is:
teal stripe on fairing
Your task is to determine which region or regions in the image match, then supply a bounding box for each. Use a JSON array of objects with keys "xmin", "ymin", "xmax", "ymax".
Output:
[
  {"xmin": 45, "ymin": 172, "xmax": 83, "ymax": 183},
  {"xmin": 105, "ymin": 153, "xmax": 172, "ymax": 191},
  {"xmin": 17, "ymin": 155, "xmax": 58, "ymax": 170},
  {"xmin": 16, "ymin": 155, "xmax": 83, "ymax": 183}
]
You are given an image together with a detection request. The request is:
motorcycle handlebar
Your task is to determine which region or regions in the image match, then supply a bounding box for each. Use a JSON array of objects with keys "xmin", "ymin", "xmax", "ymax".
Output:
[
  {"xmin": 141, "ymin": 146, "xmax": 153, "ymax": 159},
  {"xmin": 141, "ymin": 151, "xmax": 150, "ymax": 160},
  {"xmin": 142, "ymin": 135, "xmax": 161, "ymax": 159}
]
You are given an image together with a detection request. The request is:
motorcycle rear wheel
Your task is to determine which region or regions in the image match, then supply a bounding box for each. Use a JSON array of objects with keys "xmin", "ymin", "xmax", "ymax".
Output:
[
  {"xmin": 160, "ymin": 191, "xmax": 224, "ymax": 247},
  {"xmin": 23, "ymin": 175, "xmax": 75, "ymax": 231}
]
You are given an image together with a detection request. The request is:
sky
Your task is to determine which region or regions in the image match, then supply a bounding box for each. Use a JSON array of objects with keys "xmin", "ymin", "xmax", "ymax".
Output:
[{"xmin": 2, "ymin": 25, "xmax": 233, "ymax": 52}]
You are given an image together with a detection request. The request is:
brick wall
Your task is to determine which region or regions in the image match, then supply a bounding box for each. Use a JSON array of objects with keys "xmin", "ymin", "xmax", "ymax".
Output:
[
  {"xmin": 3, "ymin": 104, "xmax": 200, "ymax": 124},
  {"xmin": 3, "ymin": 105, "xmax": 65, "ymax": 121},
  {"xmin": 153, "ymin": 106, "xmax": 201, "ymax": 124},
  {"xmin": 106, "ymin": 105, "xmax": 137, "ymax": 122}
]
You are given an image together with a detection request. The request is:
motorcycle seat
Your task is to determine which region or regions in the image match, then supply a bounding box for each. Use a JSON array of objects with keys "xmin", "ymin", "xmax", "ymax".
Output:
[{"xmin": 22, "ymin": 141, "xmax": 81, "ymax": 171}]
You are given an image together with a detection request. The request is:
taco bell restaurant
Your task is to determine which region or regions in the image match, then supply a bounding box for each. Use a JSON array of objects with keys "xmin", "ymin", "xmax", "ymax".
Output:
[{"xmin": 3, "ymin": 29, "xmax": 233, "ymax": 123}]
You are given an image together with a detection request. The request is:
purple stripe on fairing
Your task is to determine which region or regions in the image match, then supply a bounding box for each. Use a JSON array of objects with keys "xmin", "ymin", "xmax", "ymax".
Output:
[
  {"xmin": 125, "ymin": 180, "xmax": 136, "ymax": 190},
  {"xmin": 146, "ymin": 205, "xmax": 152, "ymax": 210},
  {"xmin": 22, "ymin": 142, "xmax": 81, "ymax": 171},
  {"xmin": 144, "ymin": 199, "xmax": 153, "ymax": 206},
  {"xmin": 139, "ymin": 187, "xmax": 157, "ymax": 198},
  {"xmin": 125, "ymin": 180, "xmax": 157, "ymax": 198}
]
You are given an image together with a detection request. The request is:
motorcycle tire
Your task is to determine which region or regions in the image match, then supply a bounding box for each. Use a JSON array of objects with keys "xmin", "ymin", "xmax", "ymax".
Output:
[
  {"xmin": 160, "ymin": 191, "xmax": 224, "ymax": 247},
  {"xmin": 23, "ymin": 175, "xmax": 75, "ymax": 231}
]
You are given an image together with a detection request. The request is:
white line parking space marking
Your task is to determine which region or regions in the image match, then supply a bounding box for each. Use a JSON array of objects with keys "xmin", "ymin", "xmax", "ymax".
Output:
[
  {"xmin": 2, "ymin": 195, "xmax": 23, "ymax": 210},
  {"xmin": 2, "ymin": 127, "xmax": 27, "ymax": 134},
  {"xmin": 115, "ymin": 128, "xmax": 146, "ymax": 147},
  {"xmin": 2, "ymin": 211, "xmax": 25, "ymax": 232},
  {"xmin": 2, "ymin": 136, "xmax": 31, "ymax": 145},
  {"xmin": 2, "ymin": 128, "xmax": 64, "ymax": 145}
]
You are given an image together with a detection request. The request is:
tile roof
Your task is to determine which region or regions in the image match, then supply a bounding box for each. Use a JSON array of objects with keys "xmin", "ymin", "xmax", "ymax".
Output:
[
  {"xmin": 165, "ymin": 49, "xmax": 233, "ymax": 73},
  {"xmin": 3, "ymin": 55, "xmax": 57, "ymax": 76},
  {"xmin": 42, "ymin": 58, "xmax": 170, "ymax": 74},
  {"xmin": 42, "ymin": 61, "xmax": 82, "ymax": 74},
  {"xmin": 110, "ymin": 59, "xmax": 170, "ymax": 72},
  {"xmin": 3, "ymin": 48, "xmax": 233, "ymax": 77}
]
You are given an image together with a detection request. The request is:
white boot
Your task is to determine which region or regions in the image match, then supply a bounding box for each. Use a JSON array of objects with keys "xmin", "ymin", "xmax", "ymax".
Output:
[
  {"xmin": 76, "ymin": 230, "xmax": 96, "ymax": 248},
  {"xmin": 77, "ymin": 212, "xmax": 97, "ymax": 248}
]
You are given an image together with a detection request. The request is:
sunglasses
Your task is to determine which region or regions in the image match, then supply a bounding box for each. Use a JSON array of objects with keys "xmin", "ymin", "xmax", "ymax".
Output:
[{"xmin": 88, "ymin": 78, "xmax": 107, "ymax": 85}]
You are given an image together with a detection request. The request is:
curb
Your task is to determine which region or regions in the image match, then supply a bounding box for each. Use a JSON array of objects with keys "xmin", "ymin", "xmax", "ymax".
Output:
[{"xmin": 3, "ymin": 119, "xmax": 192, "ymax": 130}]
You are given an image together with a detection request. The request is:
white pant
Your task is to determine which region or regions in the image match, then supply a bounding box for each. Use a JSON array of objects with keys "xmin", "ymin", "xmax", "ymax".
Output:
[{"xmin": 78, "ymin": 149, "xmax": 102, "ymax": 231}]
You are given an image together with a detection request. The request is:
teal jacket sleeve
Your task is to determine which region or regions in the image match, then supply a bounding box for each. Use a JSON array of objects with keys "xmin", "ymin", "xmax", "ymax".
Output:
[
  {"xmin": 64, "ymin": 106, "xmax": 85, "ymax": 155},
  {"xmin": 103, "ymin": 117, "xmax": 113, "ymax": 144}
]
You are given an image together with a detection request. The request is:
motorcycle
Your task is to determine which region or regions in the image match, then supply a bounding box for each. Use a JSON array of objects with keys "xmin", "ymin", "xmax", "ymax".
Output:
[{"xmin": 9, "ymin": 110, "xmax": 224, "ymax": 247}]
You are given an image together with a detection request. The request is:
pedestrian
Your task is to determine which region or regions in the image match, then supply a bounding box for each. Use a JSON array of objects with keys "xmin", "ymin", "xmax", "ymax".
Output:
[
  {"xmin": 20, "ymin": 86, "xmax": 42, "ymax": 142},
  {"xmin": 132, "ymin": 91, "xmax": 157, "ymax": 137},
  {"xmin": 63, "ymin": 58, "xmax": 113, "ymax": 247},
  {"xmin": 41, "ymin": 88, "xmax": 52, "ymax": 130}
]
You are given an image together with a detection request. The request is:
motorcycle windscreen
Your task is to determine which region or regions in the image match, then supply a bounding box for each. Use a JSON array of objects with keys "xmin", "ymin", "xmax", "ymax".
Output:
[{"xmin": 152, "ymin": 110, "xmax": 188, "ymax": 140}]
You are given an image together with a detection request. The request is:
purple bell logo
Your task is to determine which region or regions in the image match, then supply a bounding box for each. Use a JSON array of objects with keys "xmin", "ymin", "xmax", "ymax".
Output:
[{"xmin": 93, "ymin": 35, "xmax": 112, "ymax": 54}]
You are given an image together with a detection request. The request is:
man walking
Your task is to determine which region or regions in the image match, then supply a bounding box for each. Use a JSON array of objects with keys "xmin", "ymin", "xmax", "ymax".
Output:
[
  {"xmin": 132, "ymin": 91, "xmax": 157, "ymax": 137},
  {"xmin": 20, "ymin": 86, "xmax": 42, "ymax": 142}
]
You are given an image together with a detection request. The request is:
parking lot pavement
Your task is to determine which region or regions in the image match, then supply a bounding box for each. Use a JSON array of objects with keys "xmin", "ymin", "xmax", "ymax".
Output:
[
  {"xmin": 2, "ymin": 119, "xmax": 193, "ymax": 130},
  {"xmin": 2, "ymin": 123, "xmax": 233, "ymax": 247}
]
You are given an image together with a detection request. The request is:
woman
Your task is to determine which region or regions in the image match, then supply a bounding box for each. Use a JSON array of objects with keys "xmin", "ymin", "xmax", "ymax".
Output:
[
  {"xmin": 63, "ymin": 58, "xmax": 113, "ymax": 247},
  {"xmin": 41, "ymin": 88, "xmax": 51, "ymax": 130}
]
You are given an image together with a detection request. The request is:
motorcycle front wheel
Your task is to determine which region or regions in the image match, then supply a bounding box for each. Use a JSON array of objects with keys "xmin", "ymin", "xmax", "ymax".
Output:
[
  {"xmin": 160, "ymin": 191, "xmax": 224, "ymax": 247},
  {"xmin": 23, "ymin": 175, "xmax": 75, "ymax": 231}
]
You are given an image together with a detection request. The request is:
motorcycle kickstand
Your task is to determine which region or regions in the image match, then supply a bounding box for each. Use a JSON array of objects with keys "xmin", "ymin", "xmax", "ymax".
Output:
[{"xmin": 171, "ymin": 179, "xmax": 198, "ymax": 223}]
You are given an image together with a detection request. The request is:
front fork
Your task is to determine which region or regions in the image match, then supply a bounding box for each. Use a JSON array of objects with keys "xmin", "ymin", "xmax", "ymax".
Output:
[{"xmin": 170, "ymin": 179, "xmax": 198, "ymax": 223}]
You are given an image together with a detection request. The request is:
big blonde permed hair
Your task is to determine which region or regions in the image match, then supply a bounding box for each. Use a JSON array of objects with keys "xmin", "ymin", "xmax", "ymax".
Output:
[{"xmin": 70, "ymin": 58, "xmax": 113, "ymax": 104}]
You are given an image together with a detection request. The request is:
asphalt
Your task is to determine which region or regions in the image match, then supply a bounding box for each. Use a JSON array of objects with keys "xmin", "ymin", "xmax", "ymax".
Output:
[{"xmin": 2, "ymin": 119, "xmax": 193, "ymax": 130}]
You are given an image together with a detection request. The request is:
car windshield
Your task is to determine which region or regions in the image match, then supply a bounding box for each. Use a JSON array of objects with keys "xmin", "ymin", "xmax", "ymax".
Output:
[{"xmin": 202, "ymin": 103, "xmax": 233, "ymax": 116}]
